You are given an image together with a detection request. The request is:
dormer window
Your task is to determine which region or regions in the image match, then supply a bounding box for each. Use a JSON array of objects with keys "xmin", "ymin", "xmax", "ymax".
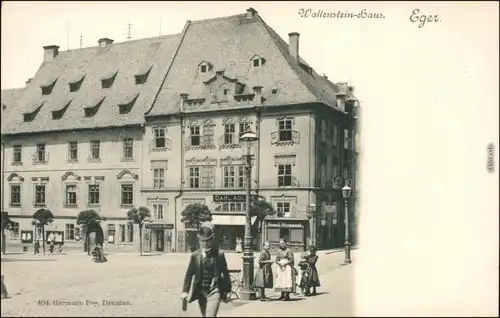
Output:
[
  {"xmin": 40, "ymin": 79, "xmax": 57, "ymax": 95},
  {"xmin": 272, "ymin": 88, "xmax": 278, "ymax": 95},
  {"xmin": 118, "ymin": 93, "xmax": 139, "ymax": 114},
  {"xmin": 134, "ymin": 65, "xmax": 152, "ymax": 85},
  {"xmin": 84, "ymin": 96, "xmax": 105, "ymax": 117},
  {"xmin": 250, "ymin": 54, "xmax": 266, "ymax": 68},
  {"xmin": 23, "ymin": 102, "xmax": 44, "ymax": 122},
  {"xmin": 198, "ymin": 61, "xmax": 213, "ymax": 74},
  {"xmin": 68, "ymin": 74, "xmax": 85, "ymax": 92},
  {"xmin": 52, "ymin": 99, "xmax": 73, "ymax": 120},
  {"xmin": 101, "ymin": 71, "xmax": 118, "ymax": 89}
]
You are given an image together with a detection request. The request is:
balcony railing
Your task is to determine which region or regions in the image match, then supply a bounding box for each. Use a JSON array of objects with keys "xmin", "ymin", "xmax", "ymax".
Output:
[
  {"xmin": 219, "ymin": 133, "xmax": 241, "ymax": 150},
  {"xmin": 270, "ymin": 130, "xmax": 300, "ymax": 145},
  {"xmin": 185, "ymin": 135, "xmax": 216, "ymax": 150},
  {"xmin": 32, "ymin": 151, "xmax": 49, "ymax": 164},
  {"xmin": 150, "ymin": 137, "xmax": 172, "ymax": 152}
]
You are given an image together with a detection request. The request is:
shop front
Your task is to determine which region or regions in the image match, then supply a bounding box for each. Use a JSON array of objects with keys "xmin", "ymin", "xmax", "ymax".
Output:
[
  {"xmin": 143, "ymin": 223, "xmax": 174, "ymax": 253},
  {"xmin": 212, "ymin": 194, "xmax": 258, "ymax": 252},
  {"xmin": 264, "ymin": 218, "xmax": 309, "ymax": 253}
]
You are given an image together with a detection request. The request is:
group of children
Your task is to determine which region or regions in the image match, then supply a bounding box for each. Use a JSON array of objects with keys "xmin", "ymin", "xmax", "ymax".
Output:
[{"xmin": 297, "ymin": 246, "xmax": 321, "ymax": 296}]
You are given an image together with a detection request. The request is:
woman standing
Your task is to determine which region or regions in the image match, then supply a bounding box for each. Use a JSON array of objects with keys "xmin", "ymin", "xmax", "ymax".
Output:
[
  {"xmin": 254, "ymin": 241, "xmax": 274, "ymax": 301},
  {"xmin": 274, "ymin": 238, "xmax": 296, "ymax": 301},
  {"xmin": 306, "ymin": 246, "xmax": 321, "ymax": 296},
  {"xmin": 235, "ymin": 237, "xmax": 243, "ymax": 253}
]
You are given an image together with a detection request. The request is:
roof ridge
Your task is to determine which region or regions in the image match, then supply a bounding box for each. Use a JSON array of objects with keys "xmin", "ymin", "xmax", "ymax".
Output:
[
  {"xmin": 255, "ymin": 14, "xmax": 319, "ymax": 103},
  {"xmin": 189, "ymin": 13, "xmax": 246, "ymax": 25},
  {"xmin": 145, "ymin": 21, "xmax": 192, "ymax": 116},
  {"xmin": 60, "ymin": 33, "xmax": 181, "ymax": 55}
]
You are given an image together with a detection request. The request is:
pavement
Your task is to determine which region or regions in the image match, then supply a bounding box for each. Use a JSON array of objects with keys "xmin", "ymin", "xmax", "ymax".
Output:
[
  {"xmin": 220, "ymin": 251, "xmax": 355, "ymax": 317},
  {"xmin": 0, "ymin": 248, "xmax": 355, "ymax": 317}
]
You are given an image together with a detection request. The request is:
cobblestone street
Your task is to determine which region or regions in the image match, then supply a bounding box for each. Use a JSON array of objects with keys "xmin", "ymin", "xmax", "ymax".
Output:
[{"xmin": 0, "ymin": 250, "xmax": 352, "ymax": 317}]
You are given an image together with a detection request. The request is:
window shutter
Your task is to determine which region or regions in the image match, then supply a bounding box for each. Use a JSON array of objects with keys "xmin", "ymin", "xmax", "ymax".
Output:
[
  {"xmin": 292, "ymin": 130, "xmax": 300, "ymax": 143},
  {"xmin": 270, "ymin": 131, "xmax": 278, "ymax": 144}
]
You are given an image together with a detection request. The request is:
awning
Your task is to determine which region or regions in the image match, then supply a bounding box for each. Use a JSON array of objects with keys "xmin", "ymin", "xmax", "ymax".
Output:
[{"xmin": 211, "ymin": 215, "xmax": 257, "ymax": 226}]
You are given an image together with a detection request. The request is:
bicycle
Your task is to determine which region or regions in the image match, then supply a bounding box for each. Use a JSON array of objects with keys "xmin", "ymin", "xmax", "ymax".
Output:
[{"xmin": 223, "ymin": 269, "xmax": 261, "ymax": 303}]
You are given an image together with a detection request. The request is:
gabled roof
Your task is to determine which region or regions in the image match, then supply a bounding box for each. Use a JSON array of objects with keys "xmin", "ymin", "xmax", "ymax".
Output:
[
  {"xmin": 1, "ymin": 87, "xmax": 25, "ymax": 133},
  {"xmin": 146, "ymin": 11, "xmax": 351, "ymax": 116},
  {"xmin": 2, "ymin": 33, "xmax": 183, "ymax": 135}
]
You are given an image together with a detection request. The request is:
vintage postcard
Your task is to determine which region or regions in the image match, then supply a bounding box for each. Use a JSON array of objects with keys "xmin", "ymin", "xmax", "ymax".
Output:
[{"xmin": 1, "ymin": 1, "xmax": 498, "ymax": 317}]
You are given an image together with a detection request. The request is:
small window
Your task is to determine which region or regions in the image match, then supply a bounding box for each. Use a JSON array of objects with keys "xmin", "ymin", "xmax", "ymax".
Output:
[
  {"xmin": 153, "ymin": 204, "xmax": 164, "ymax": 220},
  {"xmin": 69, "ymin": 77, "xmax": 84, "ymax": 92},
  {"xmin": 88, "ymin": 184, "xmax": 100, "ymax": 205},
  {"xmin": 153, "ymin": 127, "xmax": 166, "ymax": 148},
  {"xmin": 122, "ymin": 138, "xmax": 134, "ymax": 160},
  {"xmin": 90, "ymin": 140, "xmax": 100, "ymax": 160},
  {"xmin": 200, "ymin": 65, "xmax": 207, "ymax": 73},
  {"xmin": 12, "ymin": 145, "xmax": 22, "ymax": 164},
  {"xmin": 253, "ymin": 59, "xmax": 260, "ymax": 67},
  {"xmin": 101, "ymin": 73, "xmax": 117, "ymax": 89},
  {"xmin": 121, "ymin": 184, "xmax": 134, "ymax": 206},
  {"xmin": 35, "ymin": 184, "xmax": 46, "ymax": 206},
  {"xmin": 10, "ymin": 185, "xmax": 21, "ymax": 206},
  {"xmin": 65, "ymin": 184, "xmax": 77, "ymax": 206},
  {"xmin": 272, "ymin": 88, "xmax": 278, "ymax": 94},
  {"xmin": 224, "ymin": 88, "xmax": 229, "ymax": 95},
  {"xmin": 9, "ymin": 222, "xmax": 20, "ymax": 238},
  {"xmin": 68, "ymin": 141, "xmax": 78, "ymax": 161},
  {"xmin": 153, "ymin": 168, "xmax": 165, "ymax": 189},
  {"xmin": 65, "ymin": 224, "xmax": 75, "ymax": 240}
]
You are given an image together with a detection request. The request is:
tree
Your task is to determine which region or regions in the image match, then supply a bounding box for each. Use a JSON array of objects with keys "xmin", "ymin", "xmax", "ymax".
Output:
[
  {"xmin": 32, "ymin": 208, "xmax": 54, "ymax": 255},
  {"xmin": 127, "ymin": 207, "xmax": 152, "ymax": 256},
  {"xmin": 180, "ymin": 203, "xmax": 213, "ymax": 231},
  {"xmin": 250, "ymin": 198, "xmax": 276, "ymax": 244},
  {"xmin": 1, "ymin": 212, "xmax": 16, "ymax": 255},
  {"xmin": 76, "ymin": 209, "xmax": 104, "ymax": 255}
]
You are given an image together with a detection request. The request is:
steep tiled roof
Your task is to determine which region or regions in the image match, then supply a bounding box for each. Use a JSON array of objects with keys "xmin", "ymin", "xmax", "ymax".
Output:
[
  {"xmin": 2, "ymin": 33, "xmax": 183, "ymax": 135},
  {"xmin": 147, "ymin": 10, "xmax": 350, "ymax": 116},
  {"xmin": 1, "ymin": 88, "xmax": 25, "ymax": 133}
]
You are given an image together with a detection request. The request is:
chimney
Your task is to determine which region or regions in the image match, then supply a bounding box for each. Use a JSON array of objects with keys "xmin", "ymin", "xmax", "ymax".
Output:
[
  {"xmin": 26, "ymin": 78, "xmax": 33, "ymax": 86},
  {"xmin": 43, "ymin": 45, "xmax": 60, "ymax": 62},
  {"xmin": 246, "ymin": 7, "xmax": 257, "ymax": 19},
  {"xmin": 288, "ymin": 32, "xmax": 300, "ymax": 60},
  {"xmin": 323, "ymin": 74, "xmax": 328, "ymax": 80},
  {"xmin": 98, "ymin": 38, "xmax": 114, "ymax": 48},
  {"xmin": 252, "ymin": 86, "xmax": 263, "ymax": 105},
  {"xmin": 180, "ymin": 93, "xmax": 189, "ymax": 112}
]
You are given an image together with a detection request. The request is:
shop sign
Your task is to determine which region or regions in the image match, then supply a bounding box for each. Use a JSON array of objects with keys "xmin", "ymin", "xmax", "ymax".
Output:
[
  {"xmin": 213, "ymin": 194, "xmax": 259, "ymax": 203},
  {"xmin": 145, "ymin": 223, "xmax": 174, "ymax": 230},
  {"xmin": 266, "ymin": 221, "xmax": 304, "ymax": 229}
]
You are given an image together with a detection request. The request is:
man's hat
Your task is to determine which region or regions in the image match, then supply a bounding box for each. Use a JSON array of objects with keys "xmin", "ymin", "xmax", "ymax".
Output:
[{"xmin": 198, "ymin": 221, "xmax": 214, "ymax": 241}]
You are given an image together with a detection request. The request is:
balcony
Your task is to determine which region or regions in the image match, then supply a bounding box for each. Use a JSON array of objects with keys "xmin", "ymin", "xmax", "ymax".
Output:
[
  {"xmin": 185, "ymin": 135, "xmax": 216, "ymax": 151},
  {"xmin": 150, "ymin": 137, "xmax": 172, "ymax": 152},
  {"xmin": 32, "ymin": 151, "xmax": 49, "ymax": 165},
  {"xmin": 277, "ymin": 175, "xmax": 300, "ymax": 188},
  {"xmin": 270, "ymin": 130, "xmax": 300, "ymax": 146},
  {"xmin": 332, "ymin": 176, "xmax": 343, "ymax": 189},
  {"xmin": 219, "ymin": 133, "xmax": 242, "ymax": 150}
]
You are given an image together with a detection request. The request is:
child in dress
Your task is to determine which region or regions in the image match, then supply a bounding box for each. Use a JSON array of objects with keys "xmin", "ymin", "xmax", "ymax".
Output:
[{"xmin": 297, "ymin": 251, "xmax": 310, "ymax": 296}]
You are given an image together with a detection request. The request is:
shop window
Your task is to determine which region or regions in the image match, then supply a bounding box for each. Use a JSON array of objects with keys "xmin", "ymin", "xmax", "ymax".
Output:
[
  {"xmin": 267, "ymin": 228, "xmax": 280, "ymax": 243},
  {"xmin": 119, "ymin": 224, "xmax": 126, "ymax": 242}
]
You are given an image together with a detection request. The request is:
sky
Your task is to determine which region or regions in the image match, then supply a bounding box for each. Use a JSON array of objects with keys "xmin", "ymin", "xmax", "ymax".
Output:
[{"xmin": 1, "ymin": 1, "xmax": 499, "ymax": 315}]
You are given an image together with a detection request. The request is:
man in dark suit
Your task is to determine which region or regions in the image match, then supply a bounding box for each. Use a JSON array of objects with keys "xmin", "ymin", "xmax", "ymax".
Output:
[{"xmin": 180, "ymin": 221, "xmax": 231, "ymax": 317}]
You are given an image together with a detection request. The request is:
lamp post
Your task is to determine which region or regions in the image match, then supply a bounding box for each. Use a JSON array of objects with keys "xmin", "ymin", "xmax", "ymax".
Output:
[
  {"xmin": 306, "ymin": 204, "xmax": 316, "ymax": 246},
  {"xmin": 341, "ymin": 184, "xmax": 352, "ymax": 265},
  {"xmin": 239, "ymin": 129, "xmax": 259, "ymax": 301}
]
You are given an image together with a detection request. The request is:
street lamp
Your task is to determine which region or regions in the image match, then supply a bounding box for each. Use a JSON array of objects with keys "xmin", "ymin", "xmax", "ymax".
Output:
[
  {"xmin": 306, "ymin": 204, "xmax": 316, "ymax": 246},
  {"xmin": 341, "ymin": 184, "xmax": 352, "ymax": 265},
  {"xmin": 239, "ymin": 128, "xmax": 259, "ymax": 301}
]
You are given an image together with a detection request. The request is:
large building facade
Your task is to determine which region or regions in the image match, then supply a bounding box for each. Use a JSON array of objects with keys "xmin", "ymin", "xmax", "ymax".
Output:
[{"xmin": 1, "ymin": 8, "xmax": 358, "ymax": 254}]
